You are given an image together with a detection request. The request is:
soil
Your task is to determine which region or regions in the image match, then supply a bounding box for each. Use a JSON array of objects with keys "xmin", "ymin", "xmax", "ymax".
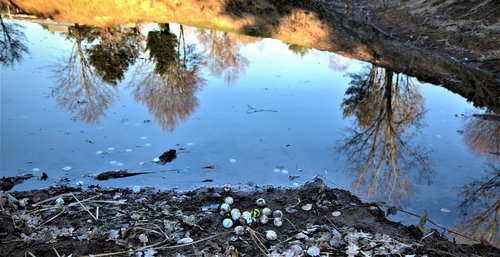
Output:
[{"xmin": 0, "ymin": 179, "xmax": 498, "ymax": 256}]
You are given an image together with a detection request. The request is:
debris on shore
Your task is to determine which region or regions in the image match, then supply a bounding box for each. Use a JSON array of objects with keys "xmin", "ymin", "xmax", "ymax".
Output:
[{"xmin": 0, "ymin": 179, "xmax": 497, "ymax": 256}]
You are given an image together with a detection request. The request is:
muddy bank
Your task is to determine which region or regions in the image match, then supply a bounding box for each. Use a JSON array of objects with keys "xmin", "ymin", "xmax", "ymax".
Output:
[
  {"xmin": 0, "ymin": 179, "xmax": 497, "ymax": 256},
  {"xmin": 3, "ymin": 0, "xmax": 499, "ymax": 112}
]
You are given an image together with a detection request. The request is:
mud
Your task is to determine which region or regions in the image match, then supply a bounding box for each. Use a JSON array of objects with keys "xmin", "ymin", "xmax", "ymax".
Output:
[{"xmin": 0, "ymin": 179, "xmax": 498, "ymax": 256}]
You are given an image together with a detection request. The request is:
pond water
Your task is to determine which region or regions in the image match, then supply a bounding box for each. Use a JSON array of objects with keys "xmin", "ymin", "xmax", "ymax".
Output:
[{"xmin": 1, "ymin": 21, "xmax": 498, "ymax": 232}]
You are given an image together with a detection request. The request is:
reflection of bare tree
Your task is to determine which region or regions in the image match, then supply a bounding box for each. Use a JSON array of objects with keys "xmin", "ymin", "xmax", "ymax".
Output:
[
  {"xmin": 338, "ymin": 65, "xmax": 432, "ymax": 205},
  {"xmin": 132, "ymin": 24, "xmax": 204, "ymax": 132},
  {"xmin": 0, "ymin": 16, "xmax": 29, "ymax": 66},
  {"xmin": 462, "ymin": 113, "xmax": 500, "ymax": 161},
  {"xmin": 195, "ymin": 28, "xmax": 248, "ymax": 85},
  {"xmin": 51, "ymin": 24, "xmax": 141, "ymax": 123},
  {"xmin": 51, "ymin": 24, "xmax": 116, "ymax": 124},
  {"xmin": 457, "ymin": 162, "xmax": 499, "ymax": 246}
]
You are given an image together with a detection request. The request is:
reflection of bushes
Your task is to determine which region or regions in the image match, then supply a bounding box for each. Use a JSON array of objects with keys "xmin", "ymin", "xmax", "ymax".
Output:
[
  {"xmin": 458, "ymin": 163, "xmax": 499, "ymax": 246},
  {"xmin": 338, "ymin": 65, "xmax": 432, "ymax": 205},
  {"xmin": 146, "ymin": 25, "xmax": 179, "ymax": 75}
]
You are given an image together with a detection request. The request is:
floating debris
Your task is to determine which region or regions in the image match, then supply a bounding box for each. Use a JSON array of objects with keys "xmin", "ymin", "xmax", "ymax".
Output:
[
  {"xmin": 40, "ymin": 172, "xmax": 48, "ymax": 180},
  {"xmin": 152, "ymin": 157, "xmax": 160, "ymax": 163},
  {"xmin": 95, "ymin": 151, "xmax": 103, "ymax": 155},
  {"xmin": 62, "ymin": 166, "xmax": 72, "ymax": 171},
  {"xmin": 229, "ymin": 159, "xmax": 237, "ymax": 163},
  {"xmin": 116, "ymin": 162, "xmax": 124, "ymax": 166},
  {"xmin": 75, "ymin": 180, "xmax": 84, "ymax": 186},
  {"xmin": 92, "ymin": 170, "xmax": 153, "ymax": 181},
  {"xmin": 202, "ymin": 165, "xmax": 215, "ymax": 169},
  {"xmin": 187, "ymin": 142, "xmax": 194, "ymax": 146},
  {"xmin": 107, "ymin": 147, "xmax": 115, "ymax": 151},
  {"xmin": 0, "ymin": 174, "xmax": 35, "ymax": 191},
  {"xmin": 109, "ymin": 161, "xmax": 117, "ymax": 165},
  {"xmin": 440, "ymin": 208, "xmax": 451, "ymax": 213},
  {"xmin": 32, "ymin": 168, "xmax": 40, "ymax": 172},
  {"xmin": 281, "ymin": 169, "xmax": 289, "ymax": 174},
  {"xmin": 157, "ymin": 149, "xmax": 177, "ymax": 164},
  {"xmin": 125, "ymin": 149, "xmax": 133, "ymax": 152},
  {"xmin": 140, "ymin": 136, "xmax": 147, "ymax": 140},
  {"xmin": 144, "ymin": 143, "xmax": 152, "ymax": 147},
  {"xmin": 273, "ymin": 168, "xmax": 281, "ymax": 173}
]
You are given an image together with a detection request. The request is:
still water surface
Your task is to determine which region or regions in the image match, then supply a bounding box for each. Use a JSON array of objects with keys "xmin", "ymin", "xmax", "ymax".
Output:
[{"xmin": 1, "ymin": 21, "xmax": 497, "ymax": 232}]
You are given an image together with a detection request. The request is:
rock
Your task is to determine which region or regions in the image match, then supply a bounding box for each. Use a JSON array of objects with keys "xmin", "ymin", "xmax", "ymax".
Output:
[
  {"xmin": 266, "ymin": 230, "xmax": 277, "ymax": 240},
  {"xmin": 307, "ymin": 246, "xmax": 320, "ymax": 256}
]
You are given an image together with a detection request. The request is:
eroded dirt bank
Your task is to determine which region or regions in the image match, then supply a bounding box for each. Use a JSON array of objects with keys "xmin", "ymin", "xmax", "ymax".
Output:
[
  {"xmin": 4, "ymin": 0, "xmax": 500, "ymax": 112},
  {"xmin": 1, "ymin": 180, "xmax": 498, "ymax": 256}
]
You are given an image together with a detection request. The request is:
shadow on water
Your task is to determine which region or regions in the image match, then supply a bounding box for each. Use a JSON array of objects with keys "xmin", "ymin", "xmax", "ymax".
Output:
[
  {"xmin": 337, "ymin": 64, "xmax": 433, "ymax": 206},
  {"xmin": 0, "ymin": 15, "xmax": 29, "ymax": 66},
  {"xmin": 130, "ymin": 24, "xmax": 205, "ymax": 132}
]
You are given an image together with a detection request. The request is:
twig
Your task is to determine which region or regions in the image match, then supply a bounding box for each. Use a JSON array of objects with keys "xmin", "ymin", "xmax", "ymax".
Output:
[
  {"xmin": 36, "ymin": 209, "xmax": 66, "ymax": 228},
  {"xmin": 71, "ymin": 193, "xmax": 97, "ymax": 221},
  {"xmin": 397, "ymin": 208, "xmax": 478, "ymax": 242},
  {"xmin": 247, "ymin": 105, "xmax": 278, "ymax": 114},
  {"xmin": 31, "ymin": 193, "xmax": 74, "ymax": 207},
  {"xmin": 26, "ymin": 252, "xmax": 36, "ymax": 257},
  {"xmin": 53, "ymin": 247, "xmax": 61, "ymax": 257},
  {"xmin": 83, "ymin": 231, "xmax": 231, "ymax": 257},
  {"xmin": 246, "ymin": 227, "xmax": 270, "ymax": 256}
]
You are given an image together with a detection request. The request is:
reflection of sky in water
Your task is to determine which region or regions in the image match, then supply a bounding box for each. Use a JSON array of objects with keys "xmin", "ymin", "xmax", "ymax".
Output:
[{"xmin": 0, "ymin": 21, "xmax": 495, "ymax": 230}]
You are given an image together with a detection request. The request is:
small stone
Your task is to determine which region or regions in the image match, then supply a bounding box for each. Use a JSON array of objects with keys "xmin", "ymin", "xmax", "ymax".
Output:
[
  {"xmin": 223, "ymin": 218, "xmax": 233, "ymax": 228},
  {"xmin": 273, "ymin": 210, "xmax": 283, "ymax": 218},
  {"xmin": 107, "ymin": 147, "xmax": 115, "ymax": 151},
  {"xmin": 262, "ymin": 207, "xmax": 272, "ymax": 216},
  {"xmin": 95, "ymin": 151, "xmax": 103, "ymax": 155},
  {"xmin": 231, "ymin": 211, "xmax": 241, "ymax": 221},
  {"xmin": 223, "ymin": 184, "xmax": 231, "ymax": 192},
  {"xmin": 281, "ymin": 169, "xmax": 289, "ymax": 174},
  {"xmin": 55, "ymin": 197, "xmax": 65, "ymax": 205},
  {"xmin": 144, "ymin": 143, "xmax": 152, "ymax": 147},
  {"xmin": 260, "ymin": 215, "xmax": 269, "ymax": 224},
  {"xmin": 331, "ymin": 211, "xmax": 341, "ymax": 217},
  {"xmin": 224, "ymin": 196, "xmax": 234, "ymax": 205},
  {"xmin": 152, "ymin": 157, "xmax": 160, "ymax": 163},
  {"xmin": 256, "ymin": 198, "xmax": 266, "ymax": 207},
  {"xmin": 177, "ymin": 237, "xmax": 193, "ymax": 244},
  {"xmin": 242, "ymin": 211, "xmax": 252, "ymax": 220},
  {"xmin": 273, "ymin": 217, "xmax": 283, "ymax": 227},
  {"xmin": 110, "ymin": 161, "xmax": 117, "ymax": 165},
  {"xmin": 229, "ymin": 159, "xmax": 237, "ymax": 163},
  {"xmin": 301, "ymin": 204, "xmax": 313, "ymax": 211},
  {"xmin": 32, "ymin": 168, "xmax": 40, "ymax": 172},
  {"xmin": 125, "ymin": 149, "xmax": 133, "ymax": 152},
  {"xmin": 62, "ymin": 166, "xmax": 72, "ymax": 171},
  {"xmin": 266, "ymin": 230, "xmax": 278, "ymax": 241},
  {"xmin": 220, "ymin": 203, "xmax": 231, "ymax": 213},
  {"xmin": 273, "ymin": 168, "xmax": 281, "ymax": 173},
  {"xmin": 234, "ymin": 225, "xmax": 245, "ymax": 235},
  {"xmin": 307, "ymin": 246, "xmax": 320, "ymax": 256},
  {"xmin": 132, "ymin": 186, "xmax": 141, "ymax": 193}
]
